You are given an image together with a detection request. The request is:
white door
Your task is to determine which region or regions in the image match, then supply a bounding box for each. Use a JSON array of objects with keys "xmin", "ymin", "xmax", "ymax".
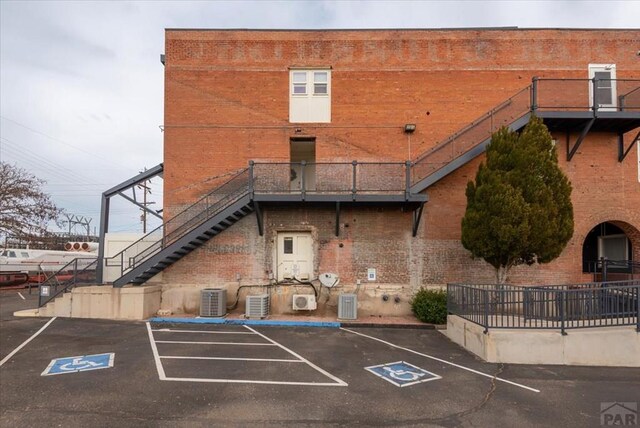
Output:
[
  {"xmin": 276, "ymin": 232, "xmax": 313, "ymax": 281},
  {"xmin": 589, "ymin": 64, "xmax": 617, "ymax": 111}
]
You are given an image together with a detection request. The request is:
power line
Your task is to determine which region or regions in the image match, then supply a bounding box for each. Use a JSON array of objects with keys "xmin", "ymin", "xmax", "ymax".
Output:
[
  {"xmin": 0, "ymin": 115, "xmax": 133, "ymax": 172},
  {"xmin": 1, "ymin": 137, "xmax": 104, "ymax": 185}
]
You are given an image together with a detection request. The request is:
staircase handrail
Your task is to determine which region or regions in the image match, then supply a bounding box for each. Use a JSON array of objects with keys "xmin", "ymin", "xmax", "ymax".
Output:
[
  {"xmin": 105, "ymin": 168, "xmax": 250, "ymax": 277},
  {"xmin": 413, "ymin": 86, "xmax": 530, "ymax": 165},
  {"xmin": 411, "ymin": 85, "xmax": 532, "ymax": 187},
  {"xmin": 38, "ymin": 257, "xmax": 98, "ymax": 307}
]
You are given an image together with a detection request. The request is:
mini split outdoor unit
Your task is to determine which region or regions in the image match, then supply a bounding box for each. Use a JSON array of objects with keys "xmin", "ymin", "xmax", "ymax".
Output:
[
  {"xmin": 245, "ymin": 294, "xmax": 270, "ymax": 318},
  {"xmin": 338, "ymin": 294, "xmax": 357, "ymax": 320},
  {"xmin": 200, "ymin": 288, "xmax": 227, "ymax": 317},
  {"xmin": 292, "ymin": 294, "xmax": 317, "ymax": 311}
]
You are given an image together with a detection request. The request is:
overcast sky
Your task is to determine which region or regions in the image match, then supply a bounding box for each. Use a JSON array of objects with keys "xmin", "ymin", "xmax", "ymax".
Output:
[{"xmin": 1, "ymin": 0, "xmax": 639, "ymax": 237}]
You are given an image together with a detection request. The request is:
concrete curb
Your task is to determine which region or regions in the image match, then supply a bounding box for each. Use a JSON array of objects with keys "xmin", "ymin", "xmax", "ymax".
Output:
[
  {"xmin": 340, "ymin": 322, "xmax": 436, "ymax": 329},
  {"xmin": 149, "ymin": 316, "xmax": 436, "ymax": 329},
  {"xmin": 149, "ymin": 317, "xmax": 341, "ymax": 328},
  {"xmin": 13, "ymin": 309, "xmax": 40, "ymax": 317}
]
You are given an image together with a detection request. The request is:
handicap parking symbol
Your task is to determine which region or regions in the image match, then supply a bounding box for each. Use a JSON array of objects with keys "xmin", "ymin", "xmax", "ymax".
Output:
[
  {"xmin": 365, "ymin": 361, "xmax": 441, "ymax": 387},
  {"xmin": 42, "ymin": 353, "xmax": 115, "ymax": 376}
]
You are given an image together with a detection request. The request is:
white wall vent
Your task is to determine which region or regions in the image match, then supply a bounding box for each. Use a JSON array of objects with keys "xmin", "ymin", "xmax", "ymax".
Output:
[
  {"xmin": 338, "ymin": 294, "xmax": 357, "ymax": 320},
  {"xmin": 200, "ymin": 288, "xmax": 227, "ymax": 317},
  {"xmin": 292, "ymin": 294, "xmax": 317, "ymax": 311},
  {"xmin": 246, "ymin": 294, "xmax": 270, "ymax": 318}
]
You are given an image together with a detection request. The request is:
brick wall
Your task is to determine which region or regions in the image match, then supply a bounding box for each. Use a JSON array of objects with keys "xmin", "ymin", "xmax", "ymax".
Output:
[{"xmin": 161, "ymin": 29, "xmax": 640, "ymax": 313}]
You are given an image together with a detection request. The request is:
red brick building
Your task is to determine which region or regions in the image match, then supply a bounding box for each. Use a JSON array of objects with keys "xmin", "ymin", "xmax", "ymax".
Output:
[{"xmin": 115, "ymin": 28, "xmax": 640, "ymax": 316}]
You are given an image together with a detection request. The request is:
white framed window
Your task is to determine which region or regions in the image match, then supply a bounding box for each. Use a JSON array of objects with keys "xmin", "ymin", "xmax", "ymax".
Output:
[
  {"xmin": 292, "ymin": 72, "xmax": 307, "ymax": 95},
  {"xmin": 313, "ymin": 71, "xmax": 328, "ymax": 95},
  {"xmin": 289, "ymin": 68, "xmax": 331, "ymax": 123}
]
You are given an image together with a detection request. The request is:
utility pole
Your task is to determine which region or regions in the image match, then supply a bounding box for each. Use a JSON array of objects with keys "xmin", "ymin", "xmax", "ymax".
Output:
[{"xmin": 137, "ymin": 169, "xmax": 155, "ymax": 234}]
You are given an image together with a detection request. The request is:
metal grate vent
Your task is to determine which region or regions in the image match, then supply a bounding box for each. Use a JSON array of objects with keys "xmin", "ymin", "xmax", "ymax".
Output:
[
  {"xmin": 338, "ymin": 293, "xmax": 357, "ymax": 320},
  {"xmin": 246, "ymin": 294, "xmax": 269, "ymax": 319},
  {"xmin": 200, "ymin": 288, "xmax": 227, "ymax": 317}
]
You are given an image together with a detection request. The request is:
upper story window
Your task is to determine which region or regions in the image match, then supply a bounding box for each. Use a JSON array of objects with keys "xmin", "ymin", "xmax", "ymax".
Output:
[
  {"xmin": 289, "ymin": 68, "xmax": 331, "ymax": 123},
  {"xmin": 292, "ymin": 72, "xmax": 307, "ymax": 95},
  {"xmin": 313, "ymin": 71, "xmax": 328, "ymax": 95}
]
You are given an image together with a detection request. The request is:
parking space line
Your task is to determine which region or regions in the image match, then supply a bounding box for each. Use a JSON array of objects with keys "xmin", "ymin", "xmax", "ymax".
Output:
[
  {"xmin": 146, "ymin": 322, "xmax": 347, "ymax": 386},
  {"xmin": 152, "ymin": 328, "xmax": 254, "ymax": 335},
  {"xmin": 160, "ymin": 356, "xmax": 303, "ymax": 363},
  {"xmin": 244, "ymin": 325, "xmax": 348, "ymax": 386},
  {"xmin": 0, "ymin": 317, "xmax": 57, "ymax": 368},
  {"xmin": 146, "ymin": 322, "xmax": 167, "ymax": 380},
  {"xmin": 159, "ymin": 377, "xmax": 347, "ymax": 386},
  {"xmin": 154, "ymin": 340, "xmax": 276, "ymax": 346},
  {"xmin": 340, "ymin": 327, "xmax": 540, "ymax": 393}
]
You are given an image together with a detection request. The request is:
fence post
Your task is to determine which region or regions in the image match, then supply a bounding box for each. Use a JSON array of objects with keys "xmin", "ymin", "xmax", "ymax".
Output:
[
  {"xmin": 592, "ymin": 78, "xmax": 598, "ymax": 114},
  {"xmin": 531, "ymin": 77, "xmax": 538, "ymax": 112},
  {"xmin": 560, "ymin": 290, "xmax": 567, "ymax": 336},
  {"xmin": 73, "ymin": 259, "xmax": 78, "ymax": 287},
  {"xmin": 352, "ymin": 160, "xmax": 357, "ymax": 199},
  {"xmin": 636, "ymin": 285, "xmax": 640, "ymax": 332},
  {"xmin": 300, "ymin": 161, "xmax": 306, "ymax": 200},
  {"xmin": 405, "ymin": 160, "xmax": 412, "ymax": 200},
  {"xmin": 483, "ymin": 289, "xmax": 489, "ymax": 334},
  {"xmin": 248, "ymin": 160, "xmax": 254, "ymax": 197}
]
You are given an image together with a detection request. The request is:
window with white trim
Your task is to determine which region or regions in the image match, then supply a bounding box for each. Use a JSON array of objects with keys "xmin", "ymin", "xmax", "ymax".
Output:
[{"xmin": 289, "ymin": 69, "xmax": 331, "ymax": 123}]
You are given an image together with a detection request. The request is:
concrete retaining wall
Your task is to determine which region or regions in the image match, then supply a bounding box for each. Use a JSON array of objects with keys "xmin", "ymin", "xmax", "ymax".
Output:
[
  {"xmin": 36, "ymin": 285, "xmax": 161, "ymax": 320},
  {"xmin": 444, "ymin": 315, "xmax": 640, "ymax": 367}
]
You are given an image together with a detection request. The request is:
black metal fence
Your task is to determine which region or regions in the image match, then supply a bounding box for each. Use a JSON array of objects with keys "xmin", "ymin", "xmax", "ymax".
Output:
[
  {"xmin": 447, "ymin": 280, "xmax": 640, "ymax": 334},
  {"xmin": 584, "ymin": 259, "xmax": 640, "ymax": 282}
]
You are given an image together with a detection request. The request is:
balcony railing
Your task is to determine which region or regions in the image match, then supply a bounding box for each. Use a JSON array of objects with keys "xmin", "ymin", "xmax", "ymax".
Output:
[
  {"xmin": 250, "ymin": 161, "xmax": 412, "ymax": 196},
  {"xmin": 412, "ymin": 78, "xmax": 640, "ymax": 187},
  {"xmin": 533, "ymin": 78, "xmax": 640, "ymax": 112}
]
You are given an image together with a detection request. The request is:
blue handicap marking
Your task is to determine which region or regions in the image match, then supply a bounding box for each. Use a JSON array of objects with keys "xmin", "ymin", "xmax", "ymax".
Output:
[
  {"xmin": 42, "ymin": 353, "xmax": 115, "ymax": 376},
  {"xmin": 365, "ymin": 361, "xmax": 441, "ymax": 387}
]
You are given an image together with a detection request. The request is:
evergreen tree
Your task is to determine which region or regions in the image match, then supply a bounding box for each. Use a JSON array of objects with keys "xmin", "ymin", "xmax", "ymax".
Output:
[{"xmin": 461, "ymin": 116, "xmax": 574, "ymax": 284}]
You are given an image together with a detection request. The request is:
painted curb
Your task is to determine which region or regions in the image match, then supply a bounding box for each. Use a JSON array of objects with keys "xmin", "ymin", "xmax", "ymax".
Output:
[
  {"xmin": 149, "ymin": 317, "xmax": 341, "ymax": 328},
  {"xmin": 148, "ymin": 317, "xmax": 434, "ymax": 329}
]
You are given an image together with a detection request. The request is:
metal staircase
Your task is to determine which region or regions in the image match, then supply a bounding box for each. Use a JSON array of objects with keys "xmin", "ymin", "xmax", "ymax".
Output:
[
  {"xmin": 102, "ymin": 78, "xmax": 639, "ymax": 288},
  {"xmin": 411, "ymin": 86, "xmax": 532, "ymax": 193},
  {"xmin": 110, "ymin": 92, "xmax": 526, "ymax": 285},
  {"xmin": 107, "ymin": 169, "xmax": 252, "ymax": 287}
]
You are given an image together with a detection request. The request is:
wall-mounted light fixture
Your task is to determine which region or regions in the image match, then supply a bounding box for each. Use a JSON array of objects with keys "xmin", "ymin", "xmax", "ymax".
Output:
[{"xmin": 404, "ymin": 124, "xmax": 416, "ymax": 133}]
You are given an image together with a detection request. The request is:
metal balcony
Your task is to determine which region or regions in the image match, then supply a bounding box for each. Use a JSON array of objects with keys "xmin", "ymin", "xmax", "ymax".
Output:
[{"xmin": 411, "ymin": 78, "xmax": 640, "ymax": 193}]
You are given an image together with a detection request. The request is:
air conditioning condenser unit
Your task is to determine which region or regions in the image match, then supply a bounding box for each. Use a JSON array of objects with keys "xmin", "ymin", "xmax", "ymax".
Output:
[
  {"xmin": 292, "ymin": 294, "xmax": 317, "ymax": 311},
  {"xmin": 246, "ymin": 294, "xmax": 269, "ymax": 318}
]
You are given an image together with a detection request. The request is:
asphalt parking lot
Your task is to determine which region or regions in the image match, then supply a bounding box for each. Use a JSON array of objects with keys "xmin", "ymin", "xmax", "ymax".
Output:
[{"xmin": 1, "ymin": 291, "xmax": 639, "ymax": 427}]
